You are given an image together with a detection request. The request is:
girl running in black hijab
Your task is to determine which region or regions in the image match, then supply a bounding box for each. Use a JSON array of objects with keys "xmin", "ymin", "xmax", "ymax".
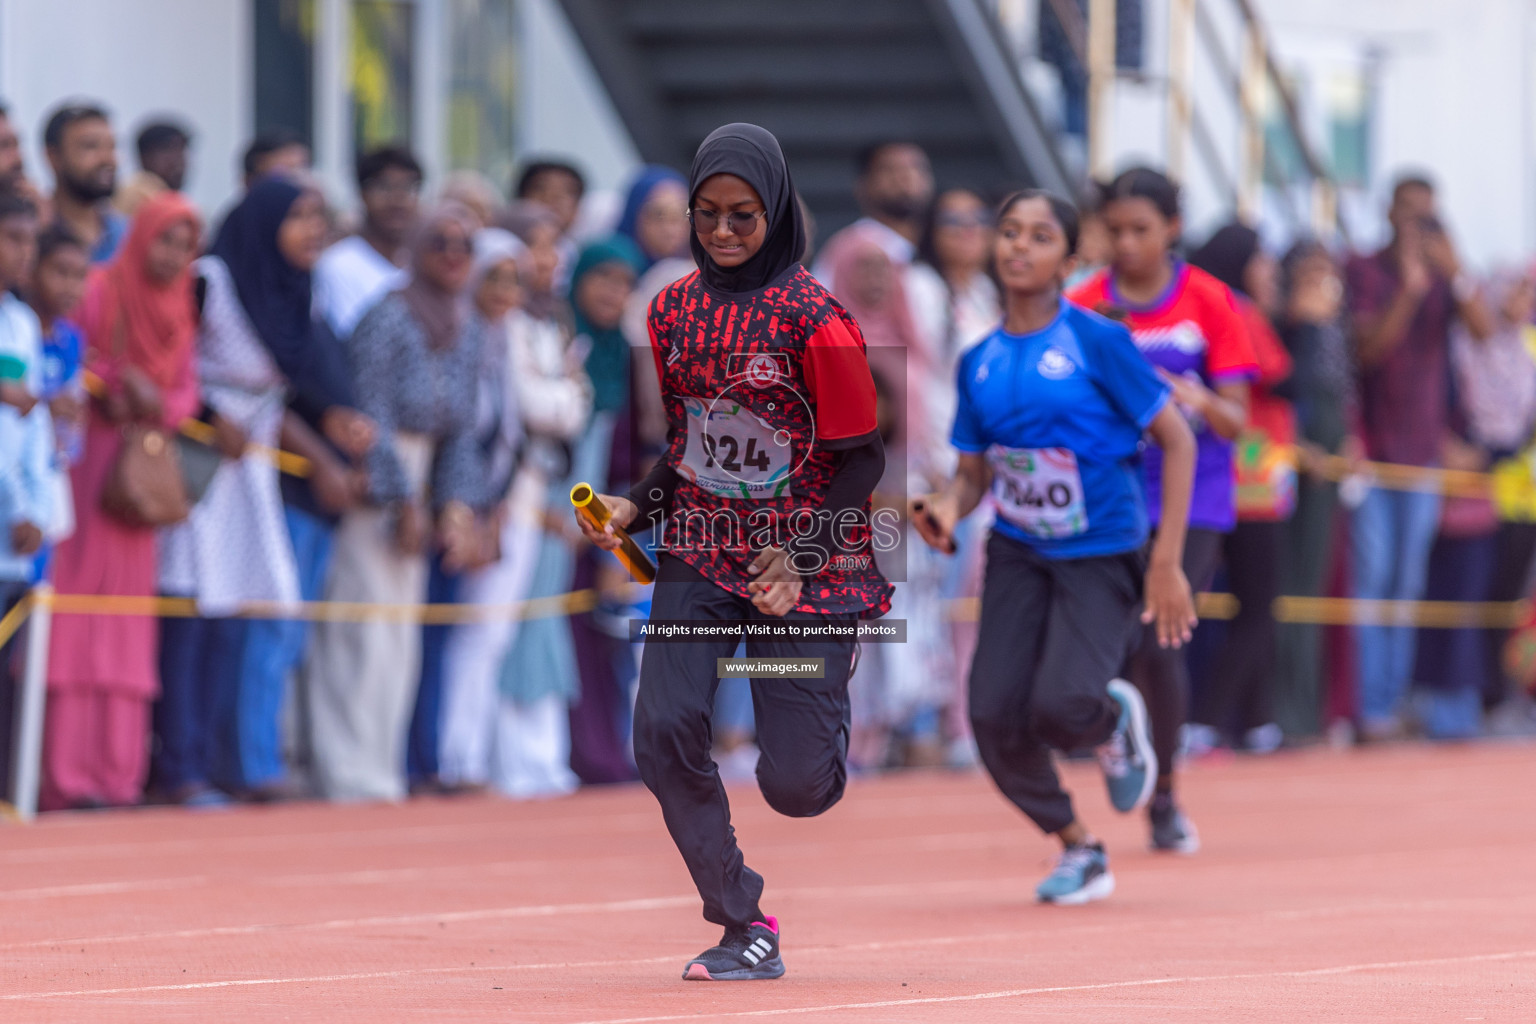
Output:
[{"xmin": 578, "ymin": 123, "xmax": 891, "ymax": 981}]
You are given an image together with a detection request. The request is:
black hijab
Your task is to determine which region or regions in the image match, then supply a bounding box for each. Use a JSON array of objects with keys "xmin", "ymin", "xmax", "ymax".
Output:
[
  {"xmin": 1189, "ymin": 223, "xmax": 1260, "ymax": 297},
  {"xmin": 687, "ymin": 123, "xmax": 806, "ymax": 294},
  {"xmin": 212, "ymin": 177, "xmax": 313, "ymax": 369},
  {"xmin": 210, "ymin": 176, "xmax": 354, "ymax": 411}
]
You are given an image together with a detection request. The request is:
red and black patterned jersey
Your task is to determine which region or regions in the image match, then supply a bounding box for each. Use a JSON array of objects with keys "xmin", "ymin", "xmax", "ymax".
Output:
[{"xmin": 646, "ymin": 266, "xmax": 893, "ymax": 617}]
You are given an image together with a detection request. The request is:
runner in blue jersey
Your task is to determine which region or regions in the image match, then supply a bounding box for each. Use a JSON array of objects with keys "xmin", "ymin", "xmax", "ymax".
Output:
[{"xmin": 913, "ymin": 191, "xmax": 1198, "ymax": 904}]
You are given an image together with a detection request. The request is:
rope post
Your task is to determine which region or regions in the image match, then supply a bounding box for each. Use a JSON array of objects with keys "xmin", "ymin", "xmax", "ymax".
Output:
[
  {"xmin": 11, "ymin": 585, "xmax": 52, "ymax": 822},
  {"xmin": 1087, "ymin": 0, "xmax": 1118, "ymax": 182}
]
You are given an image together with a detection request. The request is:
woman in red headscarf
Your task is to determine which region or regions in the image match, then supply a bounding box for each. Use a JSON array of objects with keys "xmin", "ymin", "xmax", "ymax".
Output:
[{"xmin": 41, "ymin": 191, "xmax": 202, "ymax": 810}]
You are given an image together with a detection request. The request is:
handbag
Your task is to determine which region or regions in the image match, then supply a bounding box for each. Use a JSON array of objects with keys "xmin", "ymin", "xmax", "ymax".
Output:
[
  {"xmin": 101, "ymin": 423, "xmax": 190, "ymax": 526},
  {"xmin": 176, "ymin": 433, "xmax": 223, "ymax": 505},
  {"xmin": 98, "ymin": 314, "xmax": 192, "ymax": 527}
]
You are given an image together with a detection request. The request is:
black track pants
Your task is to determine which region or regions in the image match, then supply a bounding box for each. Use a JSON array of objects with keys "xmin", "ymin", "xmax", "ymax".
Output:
[
  {"xmin": 1124, "ymin": 527, "xmax": 1224, "ymax": 783},
  {"xmin": 633, "ymin": 556, "xmax": 858, "ymax": 932},
  {"xmin": 967, "ymin": 532, "xmax": 1142, "ymax": 835},
  {"xmin": 1198, "ymin": 520, "xmax": 1281, "ymax": 737}
]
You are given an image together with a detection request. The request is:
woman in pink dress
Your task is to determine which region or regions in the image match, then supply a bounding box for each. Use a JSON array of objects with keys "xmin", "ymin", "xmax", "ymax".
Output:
[{"xmin": 41, "ymin": 192, "xmax": 202, "ymax": 810}]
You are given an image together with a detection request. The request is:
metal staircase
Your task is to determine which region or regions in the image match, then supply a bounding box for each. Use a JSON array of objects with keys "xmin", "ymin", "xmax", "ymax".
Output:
[{"xmin": 555, "ymin": 0, "xmax": 1074, "ymax": 237}]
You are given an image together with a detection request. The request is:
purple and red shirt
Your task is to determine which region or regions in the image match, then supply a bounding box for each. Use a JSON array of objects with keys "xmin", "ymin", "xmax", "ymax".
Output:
[{"xmin": 1070, "ymin": 263, "xmax": 1259, "ymax": 532}]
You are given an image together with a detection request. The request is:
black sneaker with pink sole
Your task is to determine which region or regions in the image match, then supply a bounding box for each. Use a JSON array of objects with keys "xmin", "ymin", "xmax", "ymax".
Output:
[{"xmin": 682, "ymin": 916, "xmax": 784, "ymax": 980}]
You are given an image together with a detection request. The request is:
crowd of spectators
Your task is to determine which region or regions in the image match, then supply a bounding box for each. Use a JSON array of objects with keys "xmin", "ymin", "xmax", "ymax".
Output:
[{"xmin": 0, "ymin": 97, "xmax": 1529, "ymax": 814}]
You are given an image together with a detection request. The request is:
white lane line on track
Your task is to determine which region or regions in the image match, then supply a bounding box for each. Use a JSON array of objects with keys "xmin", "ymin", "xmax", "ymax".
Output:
[
  {"xmin": 0, "ymin": 878, "xmax": 1004, "ymax": 952},
  {"xmin": 3, "ymin": 828, "xmax": 1526, "ymax": 908},
  {"xmin": 0, "ymin": 929, "xmax": 1038, "ymax": 1001},
  {"xmin": 565, "ymin": 949, "xmax": 1536, "ymax": 1024},
  {"xmin": 6, "ymin": 877, "xmax": 1533, "ymax": 954},
  {"xmin": 0, "ymin": 959, "xmax": 683, "ymax": 1001},
  {"xmin": 7, "ymin": 940, "xmax": 1533, "ymax": 1006},
  {"xmin": 0, "ymin": 877, "xmax": 212, "ymax": 901},
  {"xmin": 0, "ymin": 812, "xmax": 664, "ymax": 866},
  {"xmin": 0, "ymin": 830, "xmax": 1016, "ymax": 902}
]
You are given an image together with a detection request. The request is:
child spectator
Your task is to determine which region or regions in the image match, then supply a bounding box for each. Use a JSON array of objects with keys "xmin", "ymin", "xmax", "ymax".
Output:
[
  {"xmin": 0, "ymin": 192, "xmax": 55, "ymax": 791},
  {"xmin": 0, "ymin": 191, "xmax": 44, "ymax": 403},
  {"xmin": 25, "ymin": 224, "xmax": 89, "ymax": 570},
  {"xmin": 0, "ymin": 350, "xmax": 53, "ymax": 597}
]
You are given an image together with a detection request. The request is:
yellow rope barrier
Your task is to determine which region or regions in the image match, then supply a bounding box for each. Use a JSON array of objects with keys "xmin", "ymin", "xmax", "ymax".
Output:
[
  {"xmin": 81, "ymin": 369, "xmax": 312, "ymax": 478},
  {"xmin": 1303, "ymin": 449, "xmax": 1493, "ymax": 500},
  {"xmin": 1272, "ymin": 596, "xmax": 1529, "ymax": 629},
  {"xmin": 7, "ymin": 586, "xmax": 1528, "ymax": 631},
  {"xmin": 948, "ymin": 593, "xmax": 1529, "ymax": 628},
  {"xmin": 35, "ymin": 586, "xmax": 616, "ymax": 626},
  {"xmin": 0, "ymin": 592, "xmax": 33, "ymax": 648},
  {"xmin": 175, "ymin": 416, "xmax": 312, "ymax": 478}
]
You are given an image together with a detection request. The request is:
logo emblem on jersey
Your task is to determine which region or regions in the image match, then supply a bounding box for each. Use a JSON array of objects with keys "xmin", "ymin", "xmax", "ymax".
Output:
[
  {"xmin": 974, "ymin": 362, "xmax": 990, "ymax": 384},
  {"xmin": 1037, "ymin": 347, "xmax": 1076, "ymax": 380},
  {"xmin": 731, "ymin": 352, "xmax": 788, "ymax": 389},
  {"xmin": 1133, "ymin": 320, "xmax": 1207, "ymax": 356}
]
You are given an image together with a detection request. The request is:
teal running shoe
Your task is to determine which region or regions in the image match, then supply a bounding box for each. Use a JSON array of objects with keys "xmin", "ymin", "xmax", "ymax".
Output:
[
  {"xmin": 1035, "ymin": 842, "xmax": 1115, "ymax": 905},
  {"xmin": 1149, "ymin": 793, "xmax": 1201, "ymax": 854},
  {"xmin": 1097, "ymin": 679, "xmax": 1158, "ymax": 813}
]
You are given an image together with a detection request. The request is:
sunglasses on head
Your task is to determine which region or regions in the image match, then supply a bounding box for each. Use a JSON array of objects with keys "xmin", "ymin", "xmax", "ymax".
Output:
[
  {"xmin": 687, "ymin": 208, "xmax": 765, "ymax": 237},
  {"xmin": 426, "ymin": 234, "xmax": 473, "ymax": 256}
]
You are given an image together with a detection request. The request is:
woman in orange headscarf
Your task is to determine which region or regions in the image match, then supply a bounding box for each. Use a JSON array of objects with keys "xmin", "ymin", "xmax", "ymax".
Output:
[{"xmin": 41, "ymin": 191, "xmax": 202, "ymax": 810}]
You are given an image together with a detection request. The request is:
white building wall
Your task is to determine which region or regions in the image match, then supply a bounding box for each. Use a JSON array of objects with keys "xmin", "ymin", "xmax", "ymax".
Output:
[
  {"xmin": 1088, "ymin": 0, "xmax": 1534, "ymax": 266},
  {"xmin": 517, "ymin": 0, "xmax": 639, "ymax": 194},
  {"xmin": 1101, "ymin": 0, "xmax": 1257, "ymax": 250},
  {"xmin": 1257, "ymin": 0, "xmax": 1534, "ymax": 266},
  {"xmin": 9, "ymin": 1, "xmax": 1523, "ymax": 265},
  {"xmin": 0, "ymin": 0, "xmax": 638, "ymax": 226},
  {"xmin": 0, "ymin": 0, "xmax": 250, "ymax": 223}
]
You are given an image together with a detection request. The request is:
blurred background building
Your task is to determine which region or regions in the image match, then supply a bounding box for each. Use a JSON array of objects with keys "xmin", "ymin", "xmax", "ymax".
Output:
[
  {"xmin": 0, "ymin": 0, "xmax": 1529, "ymax": 263},
  {"xmin": 0, "ymin": 0, "xmax": 637, "ymax": 217}
]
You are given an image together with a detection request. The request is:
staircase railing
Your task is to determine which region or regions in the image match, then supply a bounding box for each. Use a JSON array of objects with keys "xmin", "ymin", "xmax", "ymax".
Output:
[{"xmin": 933, "ymin": 0, "xmax": 1077, "ymax": 196}]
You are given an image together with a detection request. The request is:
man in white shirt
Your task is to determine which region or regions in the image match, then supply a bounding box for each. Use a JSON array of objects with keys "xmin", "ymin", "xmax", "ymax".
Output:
[{"xmin": 314, "ymin": 145, "xmax": 422, "ymax": 337}]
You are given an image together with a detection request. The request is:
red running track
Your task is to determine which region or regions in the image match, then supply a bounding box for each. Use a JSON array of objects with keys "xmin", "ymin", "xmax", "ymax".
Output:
[{"xmin": 2, "ymin": 742, "xmax": 1534, "ymax": 1022}]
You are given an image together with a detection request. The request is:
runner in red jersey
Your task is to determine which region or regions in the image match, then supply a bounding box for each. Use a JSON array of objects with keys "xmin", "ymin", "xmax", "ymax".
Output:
[
  {"xmin": 1067, "ymin": 167, "xmax": 1259, "ymax": 855},
  {"xmin": 578, "ymin": 123, "xmax": 891, "ymax": 982}
]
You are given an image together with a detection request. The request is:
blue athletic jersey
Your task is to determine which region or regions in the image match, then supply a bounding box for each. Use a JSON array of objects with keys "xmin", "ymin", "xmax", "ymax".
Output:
[{"xmin": 951, "ymin": 298, "xmax": 1171, "ymax": 560}]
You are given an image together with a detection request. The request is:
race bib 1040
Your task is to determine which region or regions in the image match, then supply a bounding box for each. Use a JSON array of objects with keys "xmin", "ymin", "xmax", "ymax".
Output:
[
  {"xmin": 678, "ymin": 395, "xmax": 795, "ymax": 499},
  {"xmin": 989, "ymin": 446, "xmax": 1089, "ymax": 538}
]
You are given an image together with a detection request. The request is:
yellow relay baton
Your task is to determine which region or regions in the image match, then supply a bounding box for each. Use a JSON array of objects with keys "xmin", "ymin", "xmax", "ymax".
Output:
[{"xmin": 571, "ymin": 482, "xmax": 658, "ymax": 585}]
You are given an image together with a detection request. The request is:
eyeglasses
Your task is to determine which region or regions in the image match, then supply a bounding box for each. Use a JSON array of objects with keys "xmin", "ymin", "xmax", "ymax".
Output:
[
  {"xmin": 641, "ymin": 202, "xmax": 688, "ymax": 223},
  {"xmin": 363, "ymin": 179, "xmax": 422, "ymax": 198},
  {"xmin": 426, "ymin": 234, "xmax": 473, "ymax": 256},
  {"xmin": 936, "ymin": 211, "xmax": 990, "ymax": 229},
  {"xmin": 687, "ymin": 208, "xmax": 765, "ymax": 237}
]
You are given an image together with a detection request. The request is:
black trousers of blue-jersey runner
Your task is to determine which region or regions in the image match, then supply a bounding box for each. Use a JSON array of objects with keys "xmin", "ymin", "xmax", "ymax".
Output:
[
  {"xmin": 633, "ymin": 555, "xmax": 857, "ymax": 933},
  {"xmin": 968, "ymin": 531, "xmax": 1141, "ymax": 835},
  {"xmin": 1124, "ymin": 527, "xmax": 1224, "ymax": 781}
]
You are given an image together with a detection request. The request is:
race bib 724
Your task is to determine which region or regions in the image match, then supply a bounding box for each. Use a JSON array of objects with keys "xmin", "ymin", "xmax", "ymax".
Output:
[{"xmin": 677, "ymin": 395, "xmax": 794, "ymax": 499}]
